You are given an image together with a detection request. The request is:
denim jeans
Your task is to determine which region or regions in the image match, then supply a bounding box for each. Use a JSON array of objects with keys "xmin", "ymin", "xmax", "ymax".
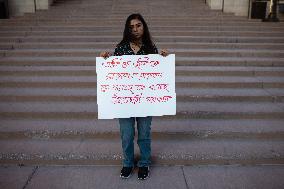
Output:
[{"xmin": 119, "ymin": 116, "xmax": 152, "ymax": 167}]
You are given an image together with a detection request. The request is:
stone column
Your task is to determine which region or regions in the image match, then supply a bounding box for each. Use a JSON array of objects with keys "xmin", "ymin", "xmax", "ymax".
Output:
[
  {"xmin": 206, "ymin": 0, "xmax": 211, "ymax": 7},
  {"xmin": 234, "ymin": 0, "xmax": 250, "ymax": 16},
  {"xmin": 8, "ymin": 0, "xmax": 35, "ymax": 17},
  {"xmin": 8, "ymin": 0, "xmax": 55, "ymax": 17},
  {"xmin": 35, "ymin": 0, "xmax": 54, "ymax": 10},
  {"xmin": 208, "ymin": 0, "xmax": 223, "ymax": 10},
  {"xmin": 220, "ymin": 0, "xmax": 250, "ymax": 17},
  {"xmin": 223, "ymin": 0, "xmax": 235, "ymax": 13}
]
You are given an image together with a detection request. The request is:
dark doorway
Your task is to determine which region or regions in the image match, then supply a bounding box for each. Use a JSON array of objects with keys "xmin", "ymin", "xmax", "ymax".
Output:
[
  {"xmin": 251, "ymin": 1, "xmax": 267, "ymax": 19},
  {"xmin": 0, "ymin": 0, "xmax": 9, "ymax": 19}
]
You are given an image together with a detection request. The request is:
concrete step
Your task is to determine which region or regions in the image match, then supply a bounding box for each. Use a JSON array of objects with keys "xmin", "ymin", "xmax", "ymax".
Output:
[
  {"xmin": 0, "ymin": 73, "xmax": 281, "ymax": 81},
  {"xmin": 1, "ymin": 25, "xmax": 283, "ymax": 32},
  {"xmin": 1, "ymin": 57, "xmax": 283, "ymax": 66},
  {"xmin": 0, "ymin": 75, "xmax": 283, "ymax": 88},
  {"xmin": 0, "ymin": 100, "xmax": 282, "ymax": 113},
  {"xmin": 0, "ymin": 19, "xmax": 265, "ymax": 25},
  {"xmin": 2, "ymin": 42, "xmax": 284, "ymax": 51},
  {"xmin": 0, "ymin": 66, "xmax": 283, "ymax": 76},
  {"xmin": 0, "ymin": 95, "xmax": 276, "ymax": 103},
  {"xmin": 0, "ymin": 102, "xmax": 283, "ymax": 120},
  {"xmin": 2, "ymin": 30, "xmax": 284, "ymax": 38},
  {"xmin": 1, "ymin": 165, "xmax": 283, "ymax": 189},
  {"xmin": 2, "ymin": 49, "xmax": 284, "ymax": 58},
  {"xmin": 0, "ymin": 87, "xmax": 283, "ymax": 102},
  {"xmin": 9, "ymin": 17, "xmax": 253, "ymax": 22},
  {"xmin": 30, "ymin": 10, "xmax": 220, "ymax": 14},
  {"xmin": 0, "ymin": 118, "xmax": 283, "ymax": 139},
  {"xmin": 1, "ymin": 16, "xmax": 260, "ymax": 22},
  {"xmin": 176, "ymin": 57, "xmax": 284, "ymax": 66},
  {"xmin": 0, "ymin": 111, "xmax": 282, "ymax": 120},
  {"xmin": 1, "ymin": 36, "xmax": 284, "ymax": 43},
  {"xmin": 0, "ymin": 0, "xmax": 283, "ymax": 169},
  {"xmin": 0, "ymin": 138, "xmax": 283, "ymax": 165},
  {"xmin": 1, "ymin": 21, "xmax": 283, "ymax": 27},
  {"xmin": 1, "ymin": 20, "xmax": 272, "ymax": 26}
]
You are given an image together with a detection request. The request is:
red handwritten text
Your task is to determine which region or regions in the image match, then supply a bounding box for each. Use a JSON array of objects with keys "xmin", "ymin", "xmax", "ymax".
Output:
[
  {"xmin": 149, "ymin": 84, "xmax": 170, "ymax": 92},
  {"xmin": 106, "ymin": 72, "xmax": 163, "ymax": 80},
  {"xmin": 134, "ymin": 57, "xmax": 160, "ymax": 70},
  {"xmin": 146, "ymin": 96, "xmax": 173, "ymax": 103},
  {"xmin": 112, "ymin": 93, "xmax": 143, "ymax": 104},
  {"xmin": 112, "ymin": 84, "xmax": 146, "ymax": 94},
  {"xmin": 100, "ymin": 84, "xmax": 110, "ymax": 92},
  {"xmin": 106, "ymin": 72, "xmax": 133, "ymax": 80},
  {"xmin": 102, "ymin": 58, "xmax": 132, "ymax": 69}
]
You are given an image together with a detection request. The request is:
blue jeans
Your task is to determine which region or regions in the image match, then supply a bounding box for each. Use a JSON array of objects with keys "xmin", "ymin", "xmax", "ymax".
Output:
[{"xmin": 119, "ymin": 117, "xmax": 152, "ymax": 167}]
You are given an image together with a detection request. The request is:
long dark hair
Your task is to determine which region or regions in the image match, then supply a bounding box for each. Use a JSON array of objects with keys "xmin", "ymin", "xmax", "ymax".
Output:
[{"xmin": 118, "ymin": 13, "xmax": 156, "ymax": 54}]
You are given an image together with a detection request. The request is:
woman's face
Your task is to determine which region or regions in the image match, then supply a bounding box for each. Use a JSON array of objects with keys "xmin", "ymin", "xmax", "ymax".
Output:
[{"xmin": 129, "ymin": 19, "xmax": 144, "ymax": 40}]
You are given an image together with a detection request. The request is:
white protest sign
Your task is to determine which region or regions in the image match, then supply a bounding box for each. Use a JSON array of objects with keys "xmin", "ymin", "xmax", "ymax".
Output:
[{"xmin": 96, "ymin": 54, "xmax": 176, "ymax": 119}]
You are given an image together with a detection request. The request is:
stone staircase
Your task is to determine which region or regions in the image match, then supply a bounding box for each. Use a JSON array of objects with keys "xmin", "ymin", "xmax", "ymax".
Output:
[{"xmin": 0, "ymin": 0, "xmax": 283, "ymax": 166}]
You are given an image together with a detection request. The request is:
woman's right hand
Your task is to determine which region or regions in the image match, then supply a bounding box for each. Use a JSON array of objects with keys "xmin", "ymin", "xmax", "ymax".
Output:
[{"xmin": 100, "ymin": 51, "xmax": 111, "ymax": 59}]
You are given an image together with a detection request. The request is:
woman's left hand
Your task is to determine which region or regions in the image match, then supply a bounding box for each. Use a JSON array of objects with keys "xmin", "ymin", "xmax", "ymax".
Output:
[{"xmin": 160, "ymin": 49, "xmax": 169, "ymax": 57}]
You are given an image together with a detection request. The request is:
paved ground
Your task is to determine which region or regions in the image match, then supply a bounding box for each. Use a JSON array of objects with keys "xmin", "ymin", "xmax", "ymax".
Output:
[
  {"xmin": 1, "ymin": 0, "xmax": 284, "ymax": 189},
  {"xmin": 0, "ymin": 165, "xmax": 284, "ymax": 189}
]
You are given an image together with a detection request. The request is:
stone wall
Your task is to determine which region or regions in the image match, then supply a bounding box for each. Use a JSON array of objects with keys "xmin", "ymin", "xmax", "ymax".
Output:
[
  {"xmin": 210, "ymin": 0, "xmax": 223, "ymax": 10},
  {"xmin": 8, "ymin": 0, "xmax": 55, "ymax": 17},
  {"xmin": 207, "ymin": 0, "xmax": 250, "ymax": 17},
  {"xmin": 234, "ymin": 0, "xmax": 250, "ymax": 16},
  {"xmin": 9, "ymin": 0, "xmax": 35, "ymax": 16},
  {"xmin": 35, "ymin": 0, "xmax": 54, "ymax": 10}
]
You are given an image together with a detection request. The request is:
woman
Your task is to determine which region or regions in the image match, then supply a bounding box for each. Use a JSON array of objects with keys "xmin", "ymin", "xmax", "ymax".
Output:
[{"xmin": 100, "ymin": 13, "xmax": 168, "ymax": 180}]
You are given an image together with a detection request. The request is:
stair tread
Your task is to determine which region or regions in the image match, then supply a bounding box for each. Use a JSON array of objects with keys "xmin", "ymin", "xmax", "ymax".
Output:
[
  {"xmin": 0, "ymin": 66, "xmax": 284, "ymax": 71},
  {"xmin": 0, "ymin": 102, "xmax": 283, "ymax": 113},
  {"xmin": 0, "ymin": 138, "xmax": 283, "ymax": 161},
  {"xmin": 2, "ymin": 56, "xmax": 284, "ymax": 60},
  {"xmin": 4, "ymin": 41, "xmax": 284, "ymax": 47},
  {"xmin": 2, "ymin": 49, "xmax": 284, "ymax": 53},
  {"xmin": 0, "ymin": 88, "xmax": 277, "ymax": 96},
  {"xmin": 0, "ymin": 119, "xmax": 283, "ymax": 133},
  {"xmin": 0, "ymin": 76, "xmax": 283, "ymax": 83}
]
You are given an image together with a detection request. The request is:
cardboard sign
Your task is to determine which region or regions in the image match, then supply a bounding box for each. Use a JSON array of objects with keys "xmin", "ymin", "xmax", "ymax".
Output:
[{"xmin": 96, "ymin": 54, "xmax": 176, "ymax": 119}]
